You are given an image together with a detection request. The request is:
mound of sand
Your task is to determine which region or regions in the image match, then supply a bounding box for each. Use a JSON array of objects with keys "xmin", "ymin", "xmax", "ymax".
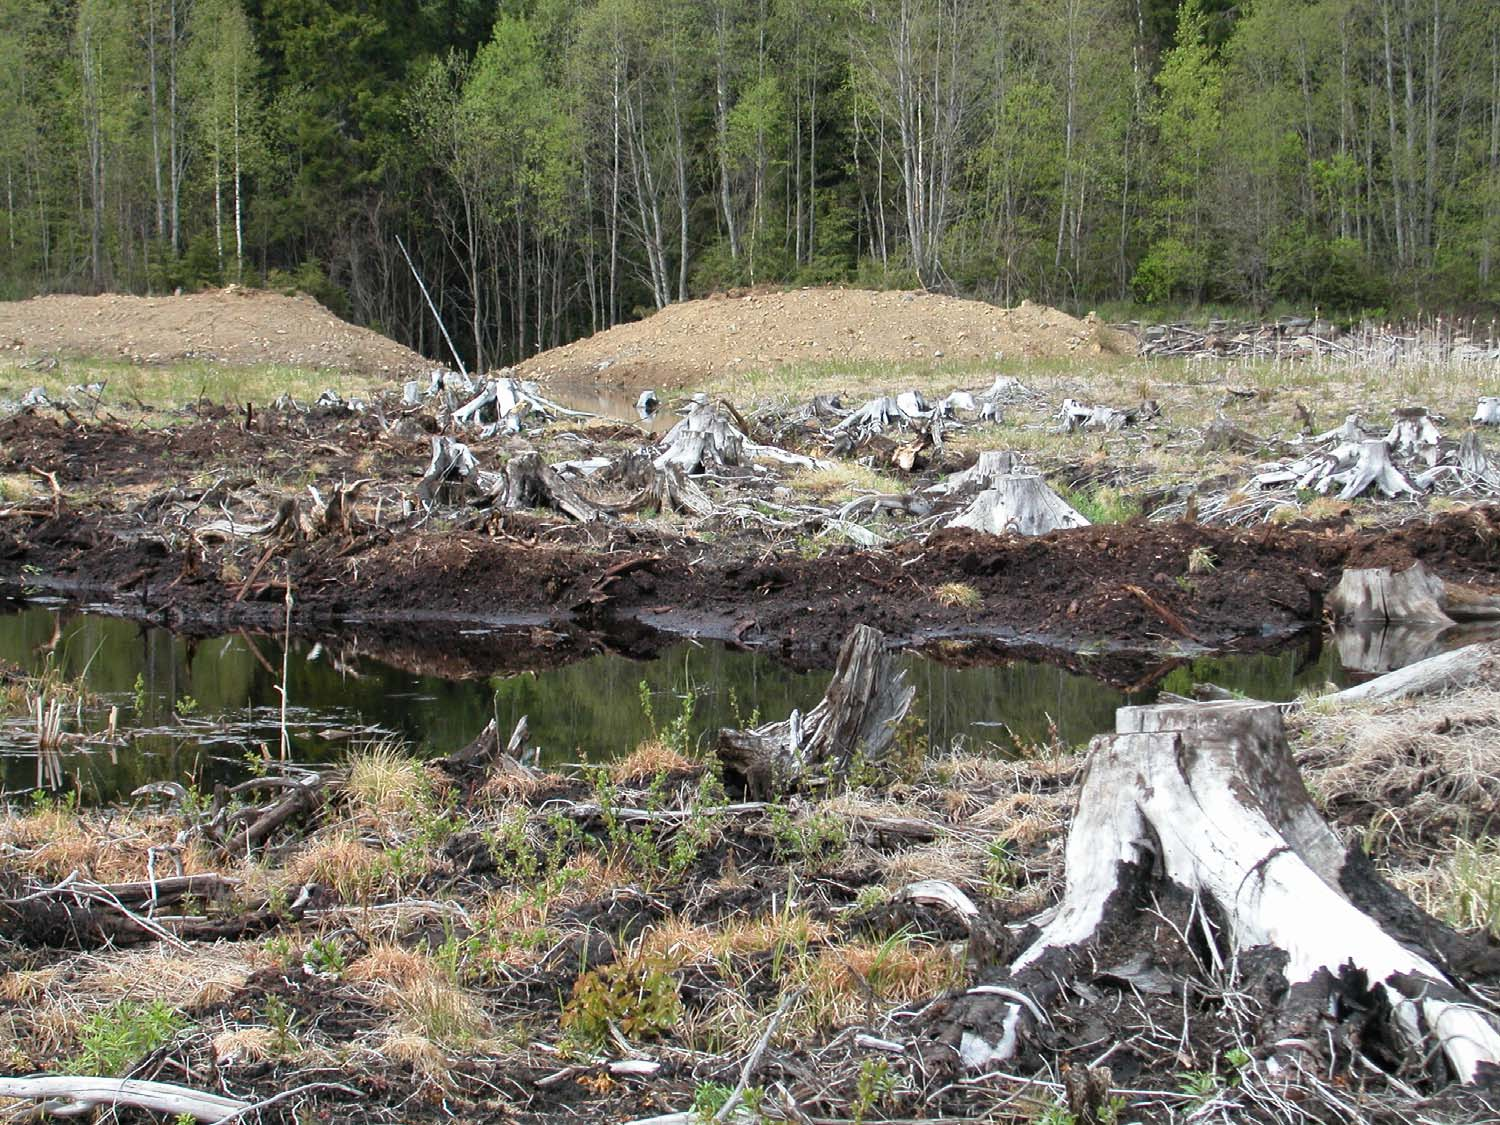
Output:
[
  {"xmin": 0, "ymin": 288, "xmax": 433, "ymax": 377},
  {"xmin": 517, "ymin": 288, "xmax": 1133, "ymax": 389}
]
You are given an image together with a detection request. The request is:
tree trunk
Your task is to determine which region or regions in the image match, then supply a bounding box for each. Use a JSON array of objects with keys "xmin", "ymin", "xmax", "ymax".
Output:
[{"xmin": 939, "ymin": 700, "xmax": 1500, "ymax": 1084}]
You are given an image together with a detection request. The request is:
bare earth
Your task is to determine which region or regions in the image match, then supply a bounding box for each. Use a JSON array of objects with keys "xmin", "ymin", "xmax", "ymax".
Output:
[
  {"xmin": 518, "ymin": 287, "xmax": 1134, "ymax": 389},
  {"xmin": 0, "ymin": 288, "xmax": 434, "ymax": 378}
]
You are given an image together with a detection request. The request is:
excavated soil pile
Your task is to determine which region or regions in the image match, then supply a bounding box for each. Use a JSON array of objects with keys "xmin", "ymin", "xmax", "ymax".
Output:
[
  {"xmin": 518, "ymin": 288, "xmax": 1133, "ymax": 389},
  {"xmin": 0, "ymin": 288, "xmax": 433, "ymax": 377}
]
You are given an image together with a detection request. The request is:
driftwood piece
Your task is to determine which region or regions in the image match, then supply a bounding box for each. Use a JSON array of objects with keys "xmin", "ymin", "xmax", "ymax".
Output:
[
  {"xmin": 0, "ymin": 1077, "xmax": 249, "ymax": 1122},
  {"xmin": 1325, "ymin": 640, "xmax": 1499, "ymax": 705},
  {"xmin": 1330, "ymin": 562, "xmax": 1500, "ymax": 625},
  {"xmin": 941, "ymin": 700, "xmax": 1500, "ymax": 1083},
  {"xmin": 717, "ymin": 624, "xmax": 915, "ymax": 798},
  {"xmin": 495, "ymin": 451, "xmax": 603, "ymax": 522},
  {"xmin": 946, "ymin": 474, "xmax": 1089, "ymax": 536}
]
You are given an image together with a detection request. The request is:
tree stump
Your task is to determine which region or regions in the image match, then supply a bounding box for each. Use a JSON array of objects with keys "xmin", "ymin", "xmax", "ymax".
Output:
[
  {"xmin": 717, "ymin": 624, "xmax": 914, "ymax": 798},
  {"xmin": 1384, "ymin": 407, "xmax": 1441, "ymax": 465},
  {"xmin": 1330, "ymin": 563, "xmax": 1500, "ymax": 626},
  {"xmin": 495, "ymin": 451, "xmax": 603, "ymax": 522},
  {"xmin": 1473, "ymin": 398, "xmax": 1500, "ymax": 426},
  {"xmin": 938, "ymin": 451, "xmax": 1022, "ymax": 498},
  {"xmin": 1330, "ymin": 439, "xmax": 1417, "ymax": 500},
  {"xmin": 946, "ymin": 474, "xmax": 1089, "ymax": 536},
  {"xmin": 418, "ymin": 436, "xmax": 480, "ymax": 508},
  {"xmin": 940, "ymin": 700, "xmax": 1500, "ymax": 1084}
]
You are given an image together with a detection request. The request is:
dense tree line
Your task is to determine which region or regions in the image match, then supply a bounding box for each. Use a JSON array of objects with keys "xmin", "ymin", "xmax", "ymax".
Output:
[{"xmin": 2, "ymin": 0, "xmax": 1497, "ymax": 367}]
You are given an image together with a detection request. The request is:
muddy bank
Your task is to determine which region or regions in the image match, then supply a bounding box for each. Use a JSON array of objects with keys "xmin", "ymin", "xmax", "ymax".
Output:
[{"xmin": 7, "ymin": 502, "xmax": 1500, "ymax": 671}]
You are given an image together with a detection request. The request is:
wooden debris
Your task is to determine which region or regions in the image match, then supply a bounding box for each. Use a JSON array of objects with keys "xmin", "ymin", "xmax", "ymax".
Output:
[
  {"xmin": 944, "ymin": 699, "xmax": 1500, "ymax": 1083},
  {"xmin": 1474, "ymin": 397, "xmax": 1500, "ymax": 426},
  {"xmin": 0, "ymin": 1076, "xmax": 249, "ymax": 1123},
  {"xmin": 946, "ymin": 474, "xmax": 1089, "ymax": 537},
  {"xmin": 718, "ymin": 624, "xmax": 915, "ymax": 797}
]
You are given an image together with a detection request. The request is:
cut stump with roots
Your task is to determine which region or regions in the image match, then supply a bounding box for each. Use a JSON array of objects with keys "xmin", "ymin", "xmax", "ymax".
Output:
[
  {"xmin": 718, "ymin": 624, "xmax": 914, "ymax": 798},
  {"xmin": 935, "ymin": 700, "xmax": 1500, "ymax": 1087},
  {"xmin": 946, "ymin": 473, "xmax": 1089, "ymax": 537}
]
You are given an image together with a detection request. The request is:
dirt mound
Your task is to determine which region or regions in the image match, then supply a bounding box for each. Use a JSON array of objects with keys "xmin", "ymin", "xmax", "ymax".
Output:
[
  {"xmin": 517, "ymin": 287, "xmax": 1133, "ymax": 390},
  {"xmin": 0, "ymin": 288, "xmax": 434, "ymax": 377}
]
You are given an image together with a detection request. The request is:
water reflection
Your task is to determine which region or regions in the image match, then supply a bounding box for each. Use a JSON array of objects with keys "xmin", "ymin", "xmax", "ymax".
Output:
[{"xmin": 0, "ymin": 606, "xmax": 1350, "ymax": 803}]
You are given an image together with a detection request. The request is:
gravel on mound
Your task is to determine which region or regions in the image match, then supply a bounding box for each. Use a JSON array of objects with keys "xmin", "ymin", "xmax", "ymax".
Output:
[
  {"xmin": 0, "ymin": 287, "xmax": 435, "ymax": 378},
  {"xmin": 517, "ymin": 287, "xmax": 1134, "ymax": 390}
]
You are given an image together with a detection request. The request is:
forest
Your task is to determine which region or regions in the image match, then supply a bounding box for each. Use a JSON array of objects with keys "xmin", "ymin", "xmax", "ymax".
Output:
[{"xmin": 2, "ymin": 0, "xmax": 1498, "ymax": 369}]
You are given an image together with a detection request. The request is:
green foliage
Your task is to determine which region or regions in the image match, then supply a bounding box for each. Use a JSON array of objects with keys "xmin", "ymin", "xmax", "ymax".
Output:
[
  {"xmin": 303, "ymin": 936, "xmax": 346, "ymax": 978},
  {"xmin": 768, "ymin": 802, "xmax": 847, "ymax": 864},
  {"xmin": 1061, "ymin": 485, "xmax": 1141, "ymax": 525},
  {"xmin": 562, "ymin": 954, "xmax": 682, "ymax": 1044},
  {"xmin": 70, "ymin": 999, "xmax": 184, "ymax": 1076},
  {"xmin": 851, "ymin": 1057, "xmax": 898, "ymax": 1124}
]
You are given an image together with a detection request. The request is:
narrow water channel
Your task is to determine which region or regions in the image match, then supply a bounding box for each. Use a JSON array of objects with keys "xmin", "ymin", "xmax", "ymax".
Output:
[{"xmin": 0, "ymin": 604, "xmax": 1348, "ymax": 802}]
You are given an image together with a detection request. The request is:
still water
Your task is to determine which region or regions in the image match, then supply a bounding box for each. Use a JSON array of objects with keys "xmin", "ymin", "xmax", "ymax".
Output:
[{"xmin": 0, "ymin": 605, "xmax": 1348, "ymax": 802}]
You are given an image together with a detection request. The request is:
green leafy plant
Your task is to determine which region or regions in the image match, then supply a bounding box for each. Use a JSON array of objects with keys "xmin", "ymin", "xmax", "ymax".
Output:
[
  {"xmin": 852, "ymin": 1057, "xmax": 899, "ymax": 1125},
  {"xmin": 71, "ymin": 999, "xmax": 184, "ymax": 1076},
  {"xmin": 561, "ymin": 955, "xmax": 682, "ymax": 1045},
  {"xmin": 303, "ymin": 936, "xmax": 346, "ymax": 978},
  {"xmin": 174, "ymin": 695, "xmax": 199, "ymax": 716}
]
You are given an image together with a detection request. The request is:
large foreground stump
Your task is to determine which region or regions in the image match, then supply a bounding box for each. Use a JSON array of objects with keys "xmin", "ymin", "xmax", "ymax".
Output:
[{"xmin": 941, "ymin": 700, "xmax": 1500, "ymax": 1085}]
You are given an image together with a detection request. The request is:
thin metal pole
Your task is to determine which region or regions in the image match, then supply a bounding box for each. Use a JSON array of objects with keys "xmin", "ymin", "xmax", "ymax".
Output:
[{"xmin": 395, "ymin": 233, "xmax": 468, "ymax": 380}]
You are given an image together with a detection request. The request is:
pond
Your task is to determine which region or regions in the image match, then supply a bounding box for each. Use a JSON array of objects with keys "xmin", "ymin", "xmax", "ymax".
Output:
[{"xmin": 0, "ymin": 604, "xmax": 1350, "ymax": 803}]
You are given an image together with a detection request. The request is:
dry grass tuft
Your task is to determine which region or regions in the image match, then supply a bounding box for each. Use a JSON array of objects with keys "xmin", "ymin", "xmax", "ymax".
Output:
[
  {"xmin": 392, "ymin": 978, "xmax": 489, "ymax": 1048},
  {"xmin": 344, "ymin": 739, "xmax": 436, "ymax": 818},
  {"xmin": 0, "ymin": 807, "xmax": 216, "ymax": 883},
  {"xmin": 212, "ymin": 1026, "xmax": 285, "ymax": 1066},
  {"xmin": 346, "ymin": 943, "xmax": 444, "ymax": 989},
  {"xmin": 377, "ymin": 1030, "xmax": 453, "ymax": 1086},
  {"xmin": 286, "ymin": 832, "xmax": 391, "ymax": 903},
  {"xmin": 932, "ymin": 581, "xmax": 982, "ymax": 609},
  {"xmin": 1295, "ymin": 686, "xmax": 1500, "ymax": 847},
  {"xmin": 611, "ymin": 740, "xmax": 696, "ymax": 784}
]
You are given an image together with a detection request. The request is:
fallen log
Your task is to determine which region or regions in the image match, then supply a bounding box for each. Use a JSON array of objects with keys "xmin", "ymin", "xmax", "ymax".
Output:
[
  {"xmin": 945, "ymin": 474, "xmax": 1089, "ymax": 537},
  {"xmin": 937, "ymin": 699, "xmax": 1500, "ymax": 1084},
  {"xmin": 718, "ymin": 624, "xmax": 915, "ymax": 798},
  {"xmin": 1324, "ymin": 640, "xmax": 1500, "ymax": 705},
  {"xmin": 0, "ymin": 1077, "xmax": 249, "ymax": 1123}
]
